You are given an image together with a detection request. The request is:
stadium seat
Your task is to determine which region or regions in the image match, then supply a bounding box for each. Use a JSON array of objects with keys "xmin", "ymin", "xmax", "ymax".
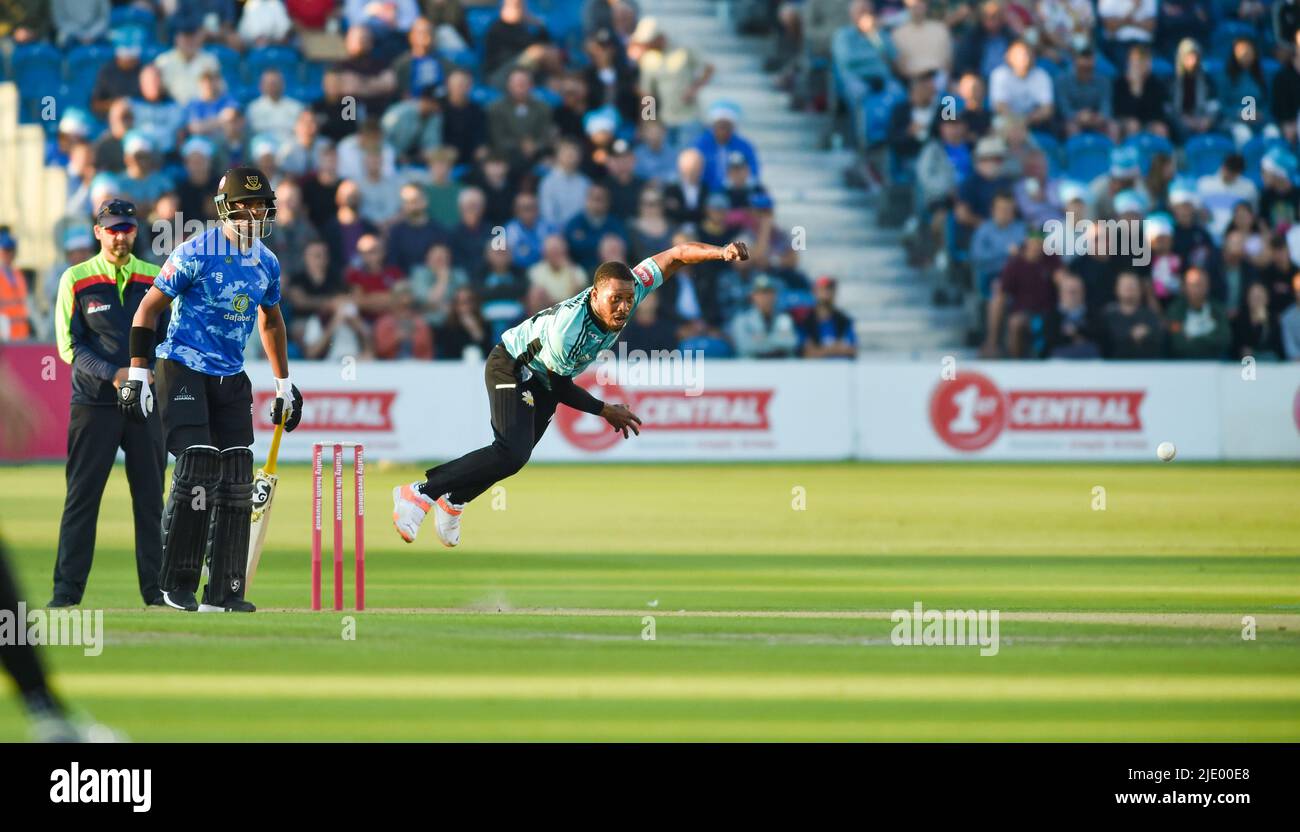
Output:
[
  {"xmin": 297, "ymin": 61, "xmax": 326, "ymax": 90},
  {"xmin": 1210, "ymin": 21, "xmax": 1258, "ymax": 61},
  {"xmin": 1202, "ymin": 56, "xmax": 1225, "ymax": 79},
  {"xmin": 1064, "ymin": 133, "xmax": 1113, "ymax": 182},
  {"xmin": 1242, "ymin": 134, "xmax": 1289, "ymax": 184},
  {"xmin": 466, "ymin": 7, "xmax": 496, "ymax": 47},
  {"xmin": 204, "ymin": 43, "xmax": 242, "ymax": 88},
  {"xmin": 13, "ymin": 45, "xmax": 62, "ymax": 125},
  {"xmin": 679, "ymin": 335, "xmax": 734, "ymax": 358},
  {"xmin": 1263, "ymin": 56, "xmax": 1281, "ymax": 87},
  {"xmin": 245, "ymin": 45, "xmax": 301, "ymax": 84},
  {"xmin": 110, "ymin": 5, "xmax": 156, "ymax": 32},
  {"xmin": 1182, "ymin": 133, "xmax": 1235, "ymax": 178},
  {"xmin": 64, "ymin": 43, "xmax": 115, "ymax": 85},
  {"xmin": 11, "ymin": 42, "xmax": 63, "ymax": 83},
  {"xmin": 862, "ymin": 82, "xmax": 905, "ymax": 147},
  {"xmin": 470, "ymin": 85, "xmax": 501, "ymax": 106},
  {"xmin": 57, "ymin": 82, "xmax": 91, "ymax": 114},
  {"xmin": 443, "ymin": 48, "xmax": 478, "ymax": 71},
  {"xmin": 1031, "ymin": 131, "xmax": 1062, "ymax": 176},
  {"xmin": 534, "ymin": 87, "xmax": 562, "ymax": 108},
  {"xmin": 1151, "ymin": 56, "xmax": 1174, "ymax": 80},
  {"xmin": 1124, "ymin": 132, "xmax": 1173, "ymax": 174},
  {"xmin": 1092, "ymin": 51, "xmax": 1118, "ymax": 79}
]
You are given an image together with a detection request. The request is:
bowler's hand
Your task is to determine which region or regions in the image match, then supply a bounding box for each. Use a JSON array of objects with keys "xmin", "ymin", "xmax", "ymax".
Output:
[
  {"xmin": 723, "ymin": 241, "xmax": 749, "ymax": 262},
  {"xmin": 600, "ymin": 403, "xmax": 642, "ymax": 439}
]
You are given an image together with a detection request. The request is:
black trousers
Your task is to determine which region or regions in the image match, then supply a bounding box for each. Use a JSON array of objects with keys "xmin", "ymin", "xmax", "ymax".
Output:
[
  {"xmin": 52, "ymin": 403, "xmax": 165, "ymax": 603},
  {"xmin": 2, "ymin": 538, "xmax": 59, "ymax": 712},
  {"xmin": 423, "ymin": 345, "xmax": 560, "ymax": 505},
  {"xmin": 154, "ymin": 358, "xmax": 255, "ymax": 455}
]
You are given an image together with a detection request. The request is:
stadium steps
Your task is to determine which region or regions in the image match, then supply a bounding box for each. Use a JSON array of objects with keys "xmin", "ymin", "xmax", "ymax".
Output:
[{"xmin": 644, "ymin": 0, "xmax": 967, "ymax": 354}]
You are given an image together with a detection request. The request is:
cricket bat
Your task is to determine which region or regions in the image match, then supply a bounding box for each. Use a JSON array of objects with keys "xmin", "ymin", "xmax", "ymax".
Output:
[{"xmin": 246, "ymin": 418, "xmax": 285, "ymax": 588}]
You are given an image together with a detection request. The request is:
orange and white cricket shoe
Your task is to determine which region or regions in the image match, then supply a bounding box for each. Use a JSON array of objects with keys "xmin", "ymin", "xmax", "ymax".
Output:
[
  {"xmin": 433, "ymin": 494, "xmax": 465, "ymax": 548},
  {"xmin": 392, "ymin": 482, "xmax": 434, "ymax": 543}
]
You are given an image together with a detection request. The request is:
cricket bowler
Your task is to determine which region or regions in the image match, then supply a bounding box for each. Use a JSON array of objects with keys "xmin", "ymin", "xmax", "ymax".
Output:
[
  {"xmin": 119, "ymin": 166, "xmax": 303, "ymax": 613},
  {"xmin": 392, "ymin": 240, "xmax": 749, "ymax": 547}
]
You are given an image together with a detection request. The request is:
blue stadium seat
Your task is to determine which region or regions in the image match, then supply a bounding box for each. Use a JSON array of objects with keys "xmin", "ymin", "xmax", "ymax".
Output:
[
  {"xmin": 57, "ymin": 81, "xmax": 91, "ymax": 114},
  {"xmin": 442, "ymin": 48, "xmax": 478, "ymax": 71},
  {"xmin": 1064, "ymin": 132, "xmax": 1113, "ymax": 182},
  {"xmin": 862, "ymin": 82, "xmax": 905, "ymax": 147},
  {"xmin": 64, "ymin": 43, "xmax": 115, "ymax": 85},
  {"xmin": 1262, "ymin": 56, "xmax": 1281, "ymax": 87},
  {"xmin": 13, "ymin": 44, "xmax": 62, "ymax": 125},
  {"xmin": 110, "ymin": 5, "xmax": 156, "ymax": 32},
  {"xmin": 1151, "ymin": 56, "xmax": 1174, "ymax": 80},
  {"xmin": 1125, "ymin": 132, "xmax": 1173, "ymax": 174},
  {"xmin": 466, "ymin": 7, "xmax": 496, "ymax": 47},
  {"xmin": 1211, "ymin": 21, "xmax": 1258, "ymax": 61},
  {"xmin": 544, "ymin": 4, "xmax": 583, "ymax": 48},
  {"xmin": 470, "ymin": 85, "xmax": 501, "ymax": 106},
  {"xmin": 1182, "ymin": 133, "xmax": 1235, "ymax": 178},
  {"xmin": 1092, "ymin": 51, "xmax": 1118, "ymax": 79},
  {"xmin": 12, "ymin": 42, "xmax": 63, "ymax": 83},
  {"xmin": 1202, "ymin": 56, "xmax": 1225, "ymax": 79},
  {"xmin": 534, "ymin": 87, "xmax": 562, "ymax": 108},
  {"xmin": 1242, "ymin": 134, "xmax": 1288, "ymax": 184},
  {"xmin": 297, "ymin": 61, "xmax": 325, "ymax": 89},
  {"xmin": 1031, "ymin": 130, "xmax": 1062, "ymax": 176},
  {"xmin": 289, "ymin": 83, "xmax": 320, "ymax": 104},
  {"xmin": 245, "ymin": 45, "xmax": 301, "ymax": 84},
  {"xmin": 204, "ymin": 43, "xmax": 242, "ymax": 88}
]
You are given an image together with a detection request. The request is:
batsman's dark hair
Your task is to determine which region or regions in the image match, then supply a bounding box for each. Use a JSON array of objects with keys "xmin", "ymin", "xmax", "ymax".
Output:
[{"xmin": 592, "ymin": 261, "xmax": 635, "ymax": 290}]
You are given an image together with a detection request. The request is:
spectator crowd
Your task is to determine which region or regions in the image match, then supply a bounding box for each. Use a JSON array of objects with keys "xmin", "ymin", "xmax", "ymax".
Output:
[
  {"xmin": 0, "ymin": 0, "xmax": 861, "ymax": 361},
  {"xmin": 748, "ymin": 0, "xmax": 1300, "ymax": 360}
]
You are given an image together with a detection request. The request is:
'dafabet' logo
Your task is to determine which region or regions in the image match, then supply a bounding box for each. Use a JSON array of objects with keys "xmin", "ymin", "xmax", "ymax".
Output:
[
  {"xmin": 253, "ymin": 391, "xmax": 396, "ymax": 431},
  {"xmin": 929, "ymin": 371, "xmax": 1145, "ymax": 452},
  {"xmin": 556, "ymin": 376, "xmax": 774, "ymax": 452}
]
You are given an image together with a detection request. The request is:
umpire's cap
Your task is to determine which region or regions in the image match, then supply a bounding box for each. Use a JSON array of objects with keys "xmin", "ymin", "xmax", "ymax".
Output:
[{"xmin": 96, "ymin": 198, "xmax": 138, "ymax": 229}]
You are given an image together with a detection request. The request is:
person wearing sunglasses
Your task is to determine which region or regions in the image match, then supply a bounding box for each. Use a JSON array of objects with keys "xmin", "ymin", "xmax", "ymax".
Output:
[
  {"xmin": 49, "ymin": 199, "xmax": 169, "ymax": 608},
  {"xmin": 120, "ymin": 167, "xmax": 302, "ymax": 613}
]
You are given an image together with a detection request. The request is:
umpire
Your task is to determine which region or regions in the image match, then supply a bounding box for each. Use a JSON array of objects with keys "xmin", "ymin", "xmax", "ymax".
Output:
[{"xmin": 49, "ymin": 199, "xmax": 168, "ymax": 607}]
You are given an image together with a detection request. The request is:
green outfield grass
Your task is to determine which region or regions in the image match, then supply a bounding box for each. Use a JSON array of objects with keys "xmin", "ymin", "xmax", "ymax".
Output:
[{"xmin": 1, "ymin": 461, "xmax": 1298, "ymax": 741}]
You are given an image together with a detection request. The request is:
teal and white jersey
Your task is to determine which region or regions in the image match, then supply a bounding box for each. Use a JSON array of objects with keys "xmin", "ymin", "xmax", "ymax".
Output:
[{"xmin": 501, "ymin": 257, "xmax": 664, "ymax": 386}]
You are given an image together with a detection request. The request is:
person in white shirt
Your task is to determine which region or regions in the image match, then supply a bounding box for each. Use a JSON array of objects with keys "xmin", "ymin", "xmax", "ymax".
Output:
[
  {"xmin": 1197, "ymin": 154, "xmax": 1259, "ymax": 241},
  {"xmin": 247, "ymin": 68, "xmax": 304, "ymax": 144},
  {"xmin": 538, "ymin": 139, "xmax": 592, "ymax": 227},
  {"xmin": 1098, "ymin": 0, "xmax": 1157, "ymax": 66},
  {"xmin": 729, "ymin": 276, "xmax": 799, "ymax": 358},
  {"xmin": 338, "ymin": 118, "xmax": 397, "ymax": 183},
  {"xmin": 154, "ymin": 22, "xmax": 220, "ymax": 106},
  {"xmin": 989, "ymin": 40, "xmax": 1055, "ymax": 128},
  {"xmin": 238, "ymin": 0, "xmax": 293, "ymax": 46},
  {"xmin": 527, "ymin": 234, "xmax": 587, "ymax": 309}
]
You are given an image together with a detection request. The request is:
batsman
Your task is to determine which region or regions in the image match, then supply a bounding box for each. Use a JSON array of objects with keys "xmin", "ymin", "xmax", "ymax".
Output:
[{"xmin": 120, "ymin": 167, "xmax": 302, "ymax": 612}]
